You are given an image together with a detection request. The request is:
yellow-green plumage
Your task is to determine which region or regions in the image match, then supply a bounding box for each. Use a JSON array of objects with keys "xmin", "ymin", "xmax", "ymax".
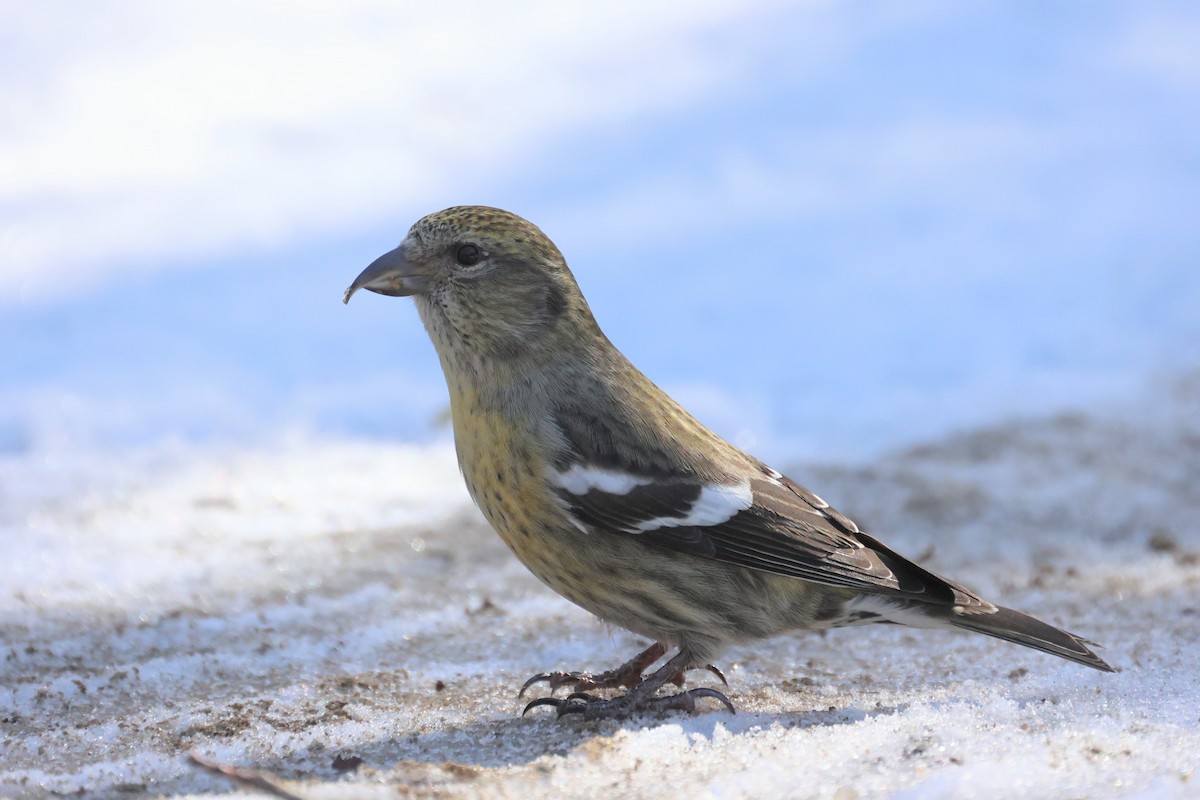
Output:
[{"xmin": 344, "ymin": 206, "xmax": 1113, "ymax": 718}]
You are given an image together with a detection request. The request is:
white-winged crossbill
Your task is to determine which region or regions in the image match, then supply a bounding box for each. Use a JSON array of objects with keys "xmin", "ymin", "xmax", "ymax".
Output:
[{"xmin": 344, "ymin": 206, "xmax": 1112, "ymax": 719}]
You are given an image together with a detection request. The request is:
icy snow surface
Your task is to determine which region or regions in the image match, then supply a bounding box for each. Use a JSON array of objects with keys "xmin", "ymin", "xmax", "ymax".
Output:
[{"xmin": 1, "ymin": 373, "xmax": 1198, "ymax": 799}]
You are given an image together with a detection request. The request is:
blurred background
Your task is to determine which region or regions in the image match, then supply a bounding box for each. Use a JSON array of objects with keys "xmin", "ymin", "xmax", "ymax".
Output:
[{"xmin": 2, "ymin": 0, "xmax": 1198, "ymax": 464}]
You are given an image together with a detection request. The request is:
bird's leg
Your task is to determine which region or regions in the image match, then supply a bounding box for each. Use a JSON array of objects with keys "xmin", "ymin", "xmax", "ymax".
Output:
[
  {"xmin": 519, "ymin": 642, "xmax": 666, "ymax": 697},
  {"xmin": 523, "ymin": 648, "xmax": 735, "ymax": 719}
]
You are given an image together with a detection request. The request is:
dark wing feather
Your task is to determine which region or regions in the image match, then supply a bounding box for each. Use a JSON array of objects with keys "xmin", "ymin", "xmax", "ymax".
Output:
[
  {"xmin": 549, "ymin": 404, "xmax": 986, "ymax": 608},
  {"xmin": 562, "ymin": 481, "xmax": 702, "ymax": 533},
  {"xmin": 556, "ymin": 470, "xmax": 978, "ymax": 606}
]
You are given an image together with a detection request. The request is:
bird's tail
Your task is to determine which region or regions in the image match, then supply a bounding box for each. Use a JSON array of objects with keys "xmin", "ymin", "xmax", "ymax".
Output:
[{"xmin": 945, "ymin": 605, "xmax": 1114, "ymax": 672}]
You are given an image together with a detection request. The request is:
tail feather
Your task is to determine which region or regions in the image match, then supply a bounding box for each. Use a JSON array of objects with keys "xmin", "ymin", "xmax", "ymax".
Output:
[{"xmin": 947, "ymin": 605, "xmax": 1114, "ymax": 672}]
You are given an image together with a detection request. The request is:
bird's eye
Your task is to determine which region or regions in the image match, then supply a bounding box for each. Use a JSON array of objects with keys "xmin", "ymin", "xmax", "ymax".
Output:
[{"xmin": 455, "ymin": 243, "xmax": 482, "ymax": 267}]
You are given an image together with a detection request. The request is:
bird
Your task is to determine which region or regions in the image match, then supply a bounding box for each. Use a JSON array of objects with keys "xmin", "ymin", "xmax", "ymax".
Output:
[{"xmin": 343, "ymin": 205, "xmax": 1113, "ymax": 719}]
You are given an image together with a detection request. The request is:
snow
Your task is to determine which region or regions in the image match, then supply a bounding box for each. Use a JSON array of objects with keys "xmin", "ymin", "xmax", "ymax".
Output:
[
  {"xmin": 5, "ymin": 2, "xmax": 1200, "ymax": 467},
  {"xmin": 2, "ymin": 372, "xmax": 1197, "ymax": 799},
  {"xmin": 3, "ymin": 3, "xmax": 1198, "ymax": 796}
]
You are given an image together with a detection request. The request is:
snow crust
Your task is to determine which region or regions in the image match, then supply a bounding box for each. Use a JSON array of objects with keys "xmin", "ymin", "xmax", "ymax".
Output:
[{"xmin": 1, "ymin": 374, "xmax": 1197, "ymax": 799}]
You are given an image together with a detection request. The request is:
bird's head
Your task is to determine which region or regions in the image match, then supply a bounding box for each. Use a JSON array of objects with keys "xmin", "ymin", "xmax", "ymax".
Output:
[{"xmin": 344, "ymin": 206, "xmax": 595, "ymax": 360}]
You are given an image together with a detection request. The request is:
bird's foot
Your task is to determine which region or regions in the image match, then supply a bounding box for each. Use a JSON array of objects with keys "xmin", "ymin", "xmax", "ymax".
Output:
[
  {"xmin": 519, "ymin": 642, "xmax": 667, "ymax": 697},
  {"xmin": 520, "ymin": 663, "xmax": 725, "ymax": 696},
  {"xmin": 519, "ymin": 669, "xmax": 633, "ymax": 696},
  {"xmin": 523, "ymin": 687, "xmax": 735, "ymax": 720}
]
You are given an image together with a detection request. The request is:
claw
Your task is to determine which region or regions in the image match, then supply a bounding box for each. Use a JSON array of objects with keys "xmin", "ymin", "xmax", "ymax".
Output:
[
  {"xmin": 684, "ymin": 687, "xmax": 736, "ymax": 714},
  {"xmin": 523, "ymin": 696, "xmax": 579, "ymax": 717},
  {"xmin": 518, "ymin": 673, "xmax": 545, "ymax": 698},
  {"xmin": 519, "ymin": 670, "xmax": 602, "ymax": 697},
  {"xmin": 704, "ymin": 664, "xmax": 729, "ymax": 687},
  {"xmin": 518, "ymin": 672, "xmax": 556, "ymax": 698}
]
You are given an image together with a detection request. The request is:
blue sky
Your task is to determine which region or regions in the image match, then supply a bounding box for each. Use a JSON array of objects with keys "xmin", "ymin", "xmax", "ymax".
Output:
[{"xmin": 2, "ymin": 1, "xmax": 1198, "ymax": 461}]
